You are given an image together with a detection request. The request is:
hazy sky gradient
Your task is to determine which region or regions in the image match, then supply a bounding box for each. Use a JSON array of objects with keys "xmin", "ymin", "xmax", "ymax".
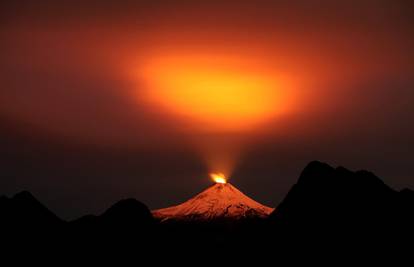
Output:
[{"xmin": 1, "ymin": 0, "xmax": 413, "ymax": 219}]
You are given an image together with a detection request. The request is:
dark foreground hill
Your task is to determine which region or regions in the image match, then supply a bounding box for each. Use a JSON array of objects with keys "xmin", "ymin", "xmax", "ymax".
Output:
[
  {"xmin": 0, "ymin": 190, "xmax": 62, "ymax": 232},
  {"xmin": 1, "ymin": 161, "xmax": 413, "ymax": 260},
  {"xmin": 270, "ymin": 161, "xmax": 414, "ymax": 231},
  {"xmin": 268, "ymin": 161, "xmax": 414, "ymax": 255}
]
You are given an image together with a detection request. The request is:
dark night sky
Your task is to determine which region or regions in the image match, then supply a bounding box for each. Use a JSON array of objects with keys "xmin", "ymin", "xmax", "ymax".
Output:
[{"xmin": 1, "ymin": 0, "xmax": 413, "ymax": 219}]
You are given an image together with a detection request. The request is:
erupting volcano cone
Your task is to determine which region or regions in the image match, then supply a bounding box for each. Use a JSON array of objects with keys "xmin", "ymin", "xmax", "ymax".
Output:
[{"xmin": 152, "ymin": 182, "xmax": 274, "ymax": 221}]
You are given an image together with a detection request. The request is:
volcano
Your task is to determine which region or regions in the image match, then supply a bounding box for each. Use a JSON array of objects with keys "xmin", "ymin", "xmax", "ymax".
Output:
[{"xmin": 152, "ymin": 182, "xmax": 274, "ymax": 221}]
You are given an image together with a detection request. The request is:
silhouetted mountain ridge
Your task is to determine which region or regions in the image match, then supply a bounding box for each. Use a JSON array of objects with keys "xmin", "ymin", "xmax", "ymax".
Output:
[
  {"xmin": 68, "ymin": 198, "xmax": 155, "ymax": 246},
  {"xmin": 1, "ymin": 161, "xmax": 413, "ymax": 257},
  {"xmin": 102, "ymin": 198, "xmax": 153, "ymax": 223},
  {"xmin": 0, "ymin": 190, "xmax": 62, "ymax": 228},
  {"xmin": 269, "ymin": 161, "xmax": 413, "ymax": 241}
]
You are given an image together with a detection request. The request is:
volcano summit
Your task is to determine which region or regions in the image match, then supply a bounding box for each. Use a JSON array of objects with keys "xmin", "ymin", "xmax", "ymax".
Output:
[{"xmin": 152, "ymin": 182, "xmax": 274, "ymax": 221}]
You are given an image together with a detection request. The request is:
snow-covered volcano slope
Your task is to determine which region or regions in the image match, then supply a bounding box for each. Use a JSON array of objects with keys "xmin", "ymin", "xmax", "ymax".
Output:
[{"xmin": 153, "ymin": 183, "xmax": 274, "ymax": 221}]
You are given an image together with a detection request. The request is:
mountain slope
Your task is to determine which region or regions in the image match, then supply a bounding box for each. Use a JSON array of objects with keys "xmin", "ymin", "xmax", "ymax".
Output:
[
  {"xmin": 0, "ymin": 191, "xmax": 62, "ymax": 228},
  {"xmin": 153, "ymin": 183, "xmax": 274, "ymax": 221},
  {"xmin": 268, "ymin": 161, "xmax": 414, "ymax": 239}
]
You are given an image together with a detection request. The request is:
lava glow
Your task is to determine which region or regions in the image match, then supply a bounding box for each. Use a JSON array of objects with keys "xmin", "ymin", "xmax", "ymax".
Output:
[
  {"xmin": 138, "ymin": 53, "xmax": 292, "ymax": 132},
  {"xmin": 210, "ymin": 173, "xmax": 227, "ymax": 184}
]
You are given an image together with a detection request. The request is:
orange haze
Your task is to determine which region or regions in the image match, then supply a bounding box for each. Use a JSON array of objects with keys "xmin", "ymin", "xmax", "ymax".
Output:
[
  {"xmin": 129, "ymin": 51, "xmax": 298, "ymax": 176},
  {"xmin": 1, "ymin": 1, "xmax": 413, "ymax": 193},
  {"xmin": 135, "ymin": 53, "xmax": 295, "ymax": 132}
]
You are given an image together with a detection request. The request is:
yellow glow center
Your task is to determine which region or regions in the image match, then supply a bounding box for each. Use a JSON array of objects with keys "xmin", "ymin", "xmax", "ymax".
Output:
[
  {"xmin": 138, "ymin": 54, "xmax": 289, "ymax": 132},
  {"xmin": 210, "ymin": 173, "xmax": 227, "ymax": 184}
]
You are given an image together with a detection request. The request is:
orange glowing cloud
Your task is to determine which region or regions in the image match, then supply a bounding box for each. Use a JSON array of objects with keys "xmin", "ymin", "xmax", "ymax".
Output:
[{"xmin": 136, "ymin": 53, "xmax": 294, "ymax": 132}]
